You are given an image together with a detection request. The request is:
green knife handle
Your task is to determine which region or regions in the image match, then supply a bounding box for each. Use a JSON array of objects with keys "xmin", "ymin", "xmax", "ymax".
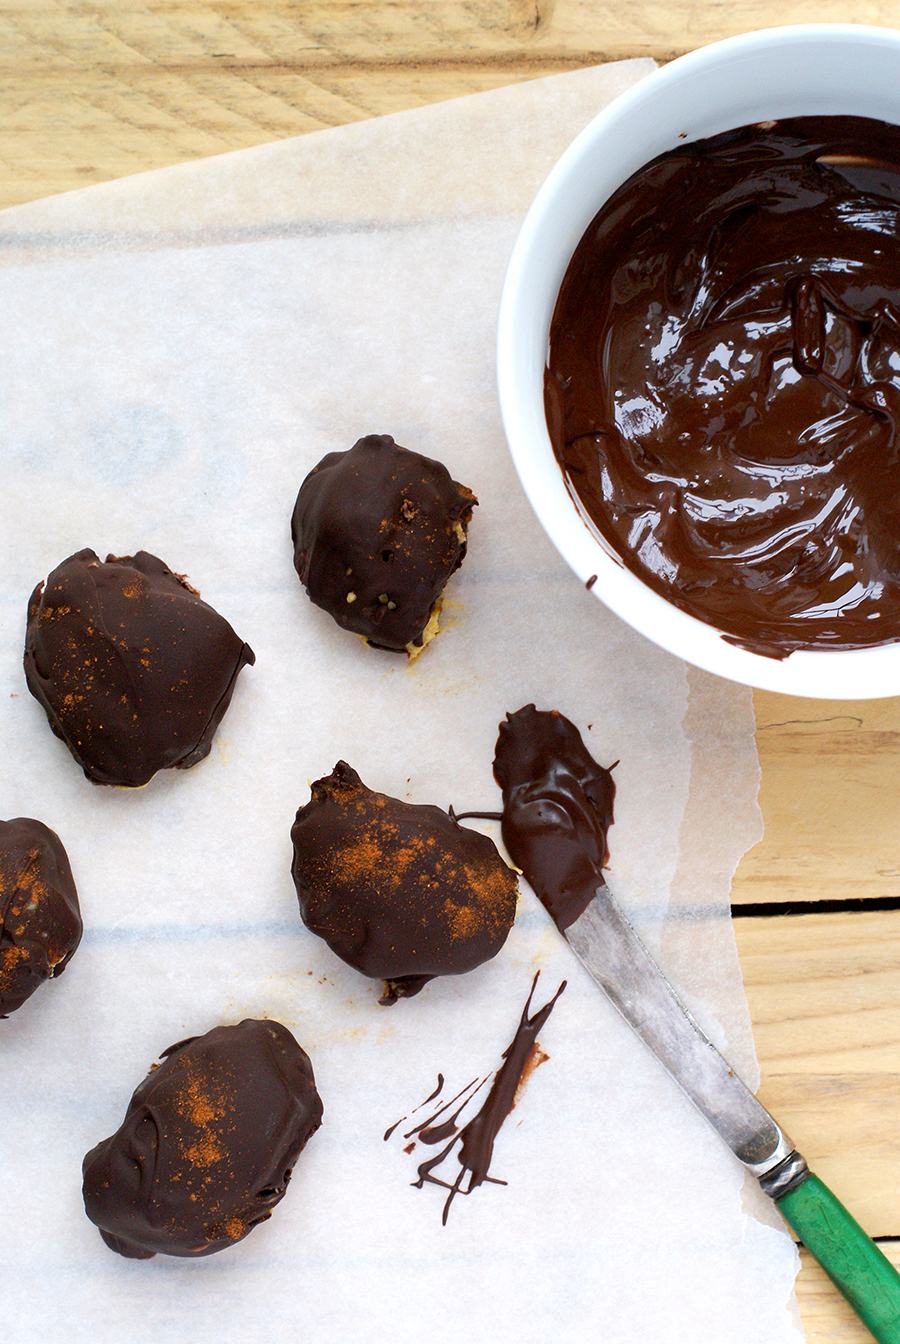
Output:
[{"xmin": 776, "ymin": 1174, "xmax": 900, "ymax": 1343}]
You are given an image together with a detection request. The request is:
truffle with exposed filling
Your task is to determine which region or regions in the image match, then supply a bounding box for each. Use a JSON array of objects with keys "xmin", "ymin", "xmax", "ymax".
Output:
[
  {"xmin": 0, "ymin": 817, "xmax": 81, "ymax": 1017},
  {"xmin": 24, "ymin": 549, "xmax": 255, "ymax": 787},
  {"xmin": 291, "ymin": 434, "xmax": 476, "ymax": 654},
  {"xmin": 82, "ymin": 1019, "xmax": 323, "ymax": 1259},
  {"xmin": 290, "ymin": 762, "xmax": 518, "ymax": 1002}
]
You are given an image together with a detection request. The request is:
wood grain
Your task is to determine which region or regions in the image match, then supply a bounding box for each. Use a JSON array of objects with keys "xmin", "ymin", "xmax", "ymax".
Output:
[
  {"xmin": 737, "ymin": 903, "xmax": 900, "ymax": 1334},
  {"xmin": 735, "ymin": 909, "xmax": 900, "ymax": 1237},
  {"xmin": 733, "ymin": 692, "xmax": 900, "ymax": 905},
  {"xmin": 1, "ymin": 2, "xmax": 900, "ymax": 208},
  {"xmin": 795, "ymin": 1242, "xmax": 900, "ymax": 1342}
]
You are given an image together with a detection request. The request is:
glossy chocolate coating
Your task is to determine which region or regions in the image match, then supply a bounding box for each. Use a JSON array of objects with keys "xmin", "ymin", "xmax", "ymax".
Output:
[
  {"xmin": 0, "ymin": 817, "xmax": 81, "ymax": 1017},
  {"xmin": 546, "ymin": 116, "xmax": 900, "ymax": 656},
  {"xmin": 82, "ymin": 1019, "xmax": 323, "ymax": 1259},
  {"xmin": 493, "ymin": 705, "xmax": 615, "ymax": 931},
  {"xmin": 24, "ymin": 549, "xmax": 255, "ymax": 787},
  {"xmin": 291, "ymin": 434, "xmax": 476, "ymax": 652},
  {"xmin": 290, "ymin": 762, "xmax": 517, "ymax": 1001}
]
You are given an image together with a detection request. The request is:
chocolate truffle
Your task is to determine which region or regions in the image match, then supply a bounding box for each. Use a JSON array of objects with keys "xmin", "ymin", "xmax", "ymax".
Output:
[
  {"xmin": 24, "ymin": 549, "xmax": 255, "ymax": 787},
  {"xmin": 0, "ymin": 817, "xmax": 81, "ymax": 1017},
  {"xmin": 493, "ymin": 705, "xmax": 616, "ymax": 931},
  {"xmin": 82, "ymin": 1019, "xmax": 323, "ymax": 1259},
  {"xmin": 291, "ymin": 762, "xmax": 517, "ymax": 1002},
  {"xmin": 291, "ymin": 434, "xmax": 476, "ymax": 654}
]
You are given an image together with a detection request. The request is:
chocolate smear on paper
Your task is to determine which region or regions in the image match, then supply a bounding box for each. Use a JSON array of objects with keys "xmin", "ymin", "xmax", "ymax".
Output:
[{"xmin": 385, "ymin": 974, "xmax": 565, "ymax": 1223}]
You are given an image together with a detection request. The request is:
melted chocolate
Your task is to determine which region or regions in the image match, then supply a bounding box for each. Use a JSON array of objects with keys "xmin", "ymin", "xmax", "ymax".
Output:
[
  {"xmin": 386, "ymin": 974, "xmax": 565, "ymax": 1223},
  {"xmin": 546, "ymin": 116, "xmax": 900, "ymax": 656},
  {"xmin": 493, "ymin": 705, "xmax": 616, "ymax": 931},
  {"xmin": 24, "ymin": 549, "xmax": 255, "ymax": 787},
  {"xmin": 382, "ymin": 1074, "xmax": 445, "ymax": 1141},
  {"xmin": 0, "ymin": 817, "xmax": 81, "ymax": 1017},
  {"xmin": 82, "ymin": 1019, "xmax": 323, "ymax": 1259},
  {"xmin": 290, "ymin": 762, "xmax": 518, "ymax": 1002},
  {"xmin": 291, "ymin": 434, "xmax": 476, "ymax": 653}
]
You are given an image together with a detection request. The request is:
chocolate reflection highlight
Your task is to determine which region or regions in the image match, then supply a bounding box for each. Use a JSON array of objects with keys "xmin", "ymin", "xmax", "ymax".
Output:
[{"xmin": 546, "ymin": 116, "xmax": 900, "ymax": 657}]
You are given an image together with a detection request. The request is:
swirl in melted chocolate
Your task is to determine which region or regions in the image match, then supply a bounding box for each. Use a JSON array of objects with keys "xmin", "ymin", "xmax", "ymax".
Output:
[
  {"xmin": 493, "ymin": 705, "xmax": 616, "ymax": 931},
  {"xmin": 546, "ymin": 116, "xmax": 900, "ymax": 656}
]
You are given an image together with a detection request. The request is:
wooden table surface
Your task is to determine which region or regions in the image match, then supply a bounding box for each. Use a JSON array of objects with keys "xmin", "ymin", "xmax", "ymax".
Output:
[{"xmin": 7, "ymin": 4, "xmax": 900, "ymax": 1340}]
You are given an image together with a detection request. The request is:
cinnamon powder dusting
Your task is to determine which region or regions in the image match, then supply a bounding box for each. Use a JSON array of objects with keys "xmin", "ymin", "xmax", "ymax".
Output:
[
  {"xmin": 81, "ymin": 1019, "xmax": 323, "ymax": 1259},
  {"xmin": 0, "ymin": 822, "xmax": 82, "ymax": 1014},
  {"xmin": 291, "ymin": 762, "xmax": 518, "ymax": 999},
  {"xmin": 173, "ymin": 1069, "xmax": 228, "ymax": 1172},
  {"xmin": 0, "ymin": 944, "xmax": 27, "ymax": 977}
]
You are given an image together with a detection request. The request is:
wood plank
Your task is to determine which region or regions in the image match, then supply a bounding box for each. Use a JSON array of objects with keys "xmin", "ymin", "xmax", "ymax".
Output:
[
  {"xmin": 735, "ymin": 909, "xmax": 900, "ymax": 1237},
  {"xmin": 733, "ymin": 692, "xmax": 900, "ymax": 905},
  {"xmin": 1, "ymin": 2, "xmax": 899, "ymax": 208},
  {"xmin": 796, "ymin": 1242, "xmax": 900, "ymax": 1343},
  {"xmin": 33, "ymin": 1, "xmax": 895, "ymax": 63}
]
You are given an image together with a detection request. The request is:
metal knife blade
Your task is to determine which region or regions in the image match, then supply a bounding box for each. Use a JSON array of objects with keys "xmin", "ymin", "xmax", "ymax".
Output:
[{"xmin": 565, "ymin": 880, "xmax": 796, "ymax": 1181}]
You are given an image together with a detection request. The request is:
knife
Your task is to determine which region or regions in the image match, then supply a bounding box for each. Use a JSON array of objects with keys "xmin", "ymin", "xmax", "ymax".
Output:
[
  {"xmin": 565, "ymin": 880, "xmax": 900, "ymax": 1344},
  {"xmin": 490, "ymin": 704, "xmax": 900, "ymax": 1344}
]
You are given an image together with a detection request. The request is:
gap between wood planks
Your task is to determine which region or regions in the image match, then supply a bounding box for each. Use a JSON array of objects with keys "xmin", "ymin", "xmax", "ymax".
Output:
[{"xmin": 734, "ymin": 895, "xmax": 900, "ymax": 917}]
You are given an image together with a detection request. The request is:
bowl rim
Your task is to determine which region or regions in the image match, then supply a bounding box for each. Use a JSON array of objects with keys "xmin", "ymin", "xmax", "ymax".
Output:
[{"xmin": 497, "ymin": 22, "xmax": 900, "ymax": 699}]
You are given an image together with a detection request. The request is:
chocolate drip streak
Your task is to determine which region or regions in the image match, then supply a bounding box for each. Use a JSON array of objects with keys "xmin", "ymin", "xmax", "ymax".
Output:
[{"xmin": 386, "ymin": 973, "xmax": 565, "ymax": 1223}]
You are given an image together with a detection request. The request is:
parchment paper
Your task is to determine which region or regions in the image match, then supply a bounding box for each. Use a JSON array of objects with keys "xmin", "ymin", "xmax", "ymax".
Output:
[{"xmin": 0, "ymin": 63, "xmax": 802, "ymax": 1344}]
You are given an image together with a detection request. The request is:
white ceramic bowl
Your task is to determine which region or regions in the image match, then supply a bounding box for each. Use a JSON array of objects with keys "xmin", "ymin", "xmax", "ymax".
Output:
[{"xmin": 497, "ymin": 24, "xmax": 900, "ymax": 699}]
